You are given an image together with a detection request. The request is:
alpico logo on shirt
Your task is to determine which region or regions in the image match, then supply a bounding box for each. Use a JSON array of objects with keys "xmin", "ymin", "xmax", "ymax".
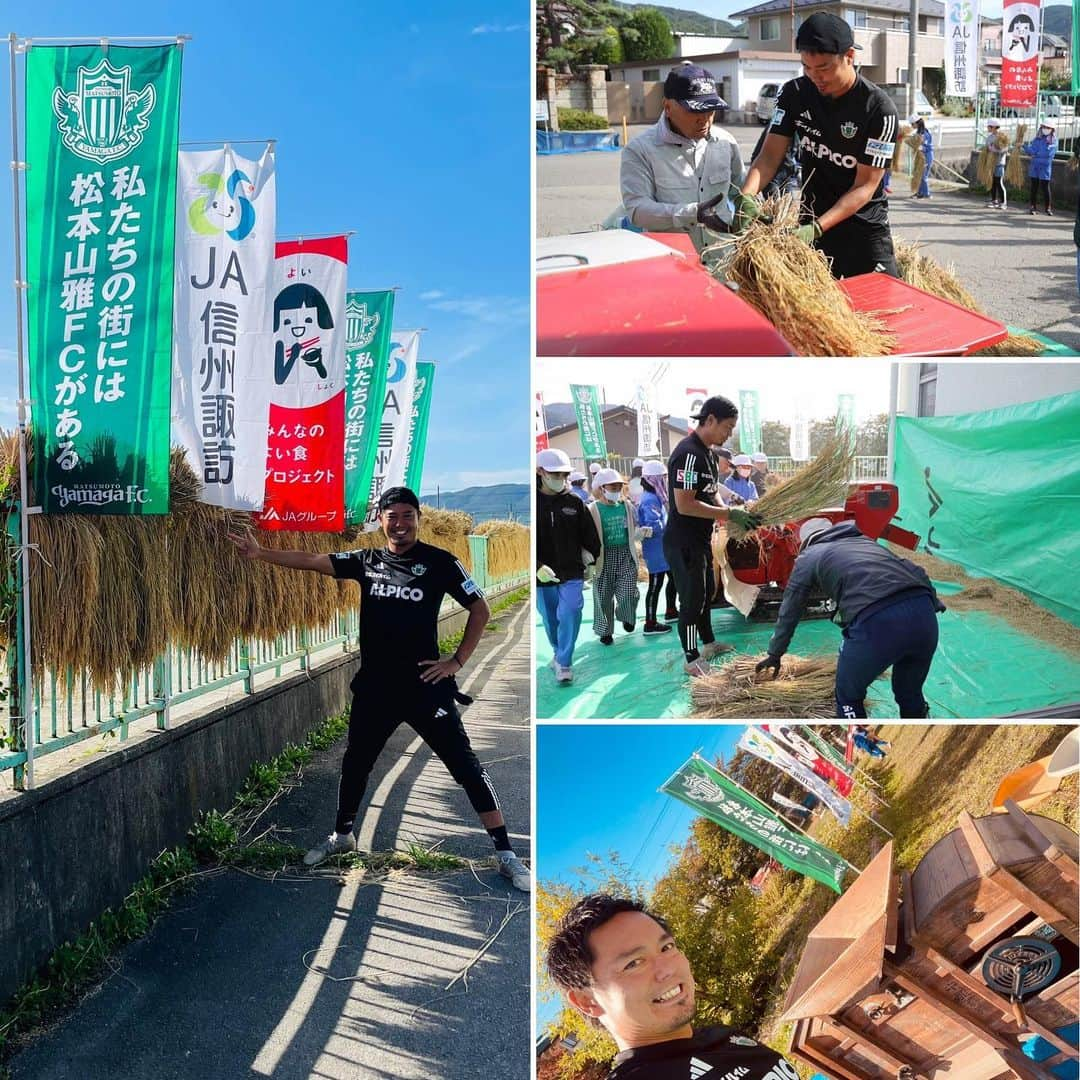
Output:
[
  {"xmin": 797, "ymin": 133, "xmax": 858, "ymax": 169},
  {"xmin": 370, "ymin": 582, "xmax": 425, "ymax": 601}
]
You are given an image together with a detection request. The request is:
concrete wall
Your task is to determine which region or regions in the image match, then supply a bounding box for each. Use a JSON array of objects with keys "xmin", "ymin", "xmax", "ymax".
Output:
[
  {"xmin": 932, "ymin": 364, "xmax": 1080, "ymax": 417},
  {"xmin": 0, "ymin": 587, "xmax": 525, "ymax": 1004}
]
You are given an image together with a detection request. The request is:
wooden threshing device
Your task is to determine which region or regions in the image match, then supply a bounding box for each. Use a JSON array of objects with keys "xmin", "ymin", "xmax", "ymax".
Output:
[{"xmin": 782, "ymin": 803, "xmax": 1079, "ymax": 1079}]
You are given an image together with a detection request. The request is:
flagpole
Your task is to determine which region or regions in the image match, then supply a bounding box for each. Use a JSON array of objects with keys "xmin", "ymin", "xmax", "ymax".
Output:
[
  {"xmin": 8, "ymin": 33, "xmax": 35, "ymax": 789},
  {"xmin": 691, "ymin": 752, "xmax": 864, "ymax": 874}
]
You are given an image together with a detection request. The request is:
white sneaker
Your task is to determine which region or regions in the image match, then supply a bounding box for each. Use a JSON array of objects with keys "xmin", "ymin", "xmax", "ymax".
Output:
[
  {"xmin": 684, "ymin": 658, "xmax": 713, "ymax": 678},
  {"xmin": 303, "ymin": 831, "xmax": 357, "ymax": 866},
  {"xmin": 700, "ymin": 641, "xmax": 733, "ymax": 660},
  {"xmin": 497, "ymin": 853, "xmax": 531, "ymax": 892},
  {"xmin": 556, "ymin": 665, "xmax": 573, "ymax": 684}
]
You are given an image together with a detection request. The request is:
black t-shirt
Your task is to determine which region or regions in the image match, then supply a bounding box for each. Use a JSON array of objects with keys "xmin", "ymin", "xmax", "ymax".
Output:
[
  {"xmin": 609, "ymin": 1027, "xmax": 798, "ymax": 1080},
  {"xmin": 771, "ymin": 74, "xmax": 897, "ymax": 230},
  {"xmin": 665, "ymin": 431, "xmax": 721, "ymax": 549},
  {"xmin": 329, "ymin": 540, "xmax": 483, "ymax": 678}
]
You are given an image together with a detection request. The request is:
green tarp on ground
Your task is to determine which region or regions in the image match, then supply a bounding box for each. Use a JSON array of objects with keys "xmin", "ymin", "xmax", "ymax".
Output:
[
  {"xmin": 893, "ymin": 391, "xmax": 1080, "ymax": 628},
  {"xmin": 536, "ymin": 586, "xmax": 1080, "ymax": 719}
]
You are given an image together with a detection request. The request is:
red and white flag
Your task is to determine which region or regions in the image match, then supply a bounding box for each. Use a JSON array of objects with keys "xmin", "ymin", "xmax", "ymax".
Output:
[
  {"xmin": 535, "ymin": 392, "xmax": 549, "ymax": 452},
  {"xmin": 1001, "ymin": 0, "xmax": 1042, "ymax": 109},
  {"xmin": 257, "ymin": 235, "xmax": 348, "ymax": 532},
  {"xmin": 763, "ymin": 724, "xmax": 854, "ymax": 797}
]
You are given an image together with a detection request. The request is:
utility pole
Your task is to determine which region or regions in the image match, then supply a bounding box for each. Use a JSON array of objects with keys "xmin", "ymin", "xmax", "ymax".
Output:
[{"xmin": 908, "ymin": 0, "xmax": 920, "ymax": 118}]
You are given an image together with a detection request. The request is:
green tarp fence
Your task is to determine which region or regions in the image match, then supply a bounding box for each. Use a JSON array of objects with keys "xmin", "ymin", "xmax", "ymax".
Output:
[{"xmin": 893, "ymin": 391, "xmax": 1080, "ymax": 628}]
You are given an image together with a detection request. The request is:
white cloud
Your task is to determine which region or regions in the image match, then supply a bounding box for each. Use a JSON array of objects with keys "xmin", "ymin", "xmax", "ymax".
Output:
[
  {"xmin": 427, "ymin": 294, "xmax": 529, "ymax": 326},
  {"xmin": 471, "ymin": 23, "xmax": 525, "ymax": 34},
  {"xmin": 419, "ymin": 289, "xmax": 445, "ymax": 301}
]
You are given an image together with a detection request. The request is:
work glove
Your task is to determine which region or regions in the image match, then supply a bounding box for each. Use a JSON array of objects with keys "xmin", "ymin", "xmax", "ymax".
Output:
[
  {"xmin": 727, "ymin": 508, "xmax": 764, "ymax": 532},
  {"xmin": 695, "ymin": 190, "xmax": 730, "ymax": 234},
  {"xmin": 536, "ymin": 564, "xmax": 560, "ymax": 584},
  {"xmin": 755, "ymin": 654, "xmax": 783, "ymax": 679},
  {"xmin": 794, "ymin": 221, "xmax": 823, "ymax": 246},
  {"xmin": 732, "ymin": 192, "xmax": 762, "ymax": 234}
]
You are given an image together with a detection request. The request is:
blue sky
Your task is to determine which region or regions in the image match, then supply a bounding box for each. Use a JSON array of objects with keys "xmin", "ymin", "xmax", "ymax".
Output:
[
  {"xmin": 0, "ymin": 1, "xmax": 530, "ymax": 495},
  {"xmin": 694, "ymin": 0, "xmax": 1008, "ymax": 19},
  {"xmin": 538, "ymin": 724, "xmax": 748, "ymax": 888}
]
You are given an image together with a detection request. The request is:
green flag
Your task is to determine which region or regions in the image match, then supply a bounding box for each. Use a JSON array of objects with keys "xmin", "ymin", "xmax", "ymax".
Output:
[
  {"xmin": 570, "ymin": 384, "xmax": 608, "ymax": 460},
  {"xmin": 661, "ymin": 755, "xmax": 851, "ymax": 893},
  {"xmin": 403, "ymin": 361, "xmax": 435, "ymax": 493},
  {"xmin": 1073, "ymin": 7, "xmax": 1079, "ymax": 94},
  {"xmin": 738, "ymin": 390, "xmax": 761, "ymax": 454},
  {"xmin": 344, "ymin": 290, "xmax": 394, "ymax": 526},
  {"xmin": 26, "ymin": 44, "xmax": 182, "ymax": 514}
]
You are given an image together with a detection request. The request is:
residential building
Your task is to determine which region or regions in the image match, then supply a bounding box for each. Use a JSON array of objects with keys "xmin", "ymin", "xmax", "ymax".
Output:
[
  {"xmin": 540, "ymin": 402, "xmax": 688, "ymax": 467},
  {"xmin": 729, "ymin": 0, "xmax": 945, "ymax": 91},
  {"xmin": 979, "ymin": 16, "xmax": 1002, "ymax": 91},
  {"xmin": 896, "ymin": 363, "xmax": 1080, "ymax": 417},
  {"xmin": 671, "ymin": 29, "xmax": 749, "ymax": 57}
]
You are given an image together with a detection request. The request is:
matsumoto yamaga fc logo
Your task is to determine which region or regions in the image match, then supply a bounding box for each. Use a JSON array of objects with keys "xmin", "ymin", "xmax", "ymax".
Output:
[{"xmin": 52, "ymin": 59, "xmax": 156, "ymax": 164}]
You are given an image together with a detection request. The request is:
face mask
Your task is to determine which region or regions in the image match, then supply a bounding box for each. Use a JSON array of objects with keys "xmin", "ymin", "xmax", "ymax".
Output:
[
  {"xmin": 1040, "ymin": 127, "xmax": 1050, "ymax": 136},
  {"xmin": 737, "ymin": 467, "xmax": 752, "ymax": 478},
  {"xmin": 540, "ymin": 471, "xmax": 566, "ymax": 494},
  {"xmin": 603, "ymin": 489, "xmax": 622, "ymax": 503}
]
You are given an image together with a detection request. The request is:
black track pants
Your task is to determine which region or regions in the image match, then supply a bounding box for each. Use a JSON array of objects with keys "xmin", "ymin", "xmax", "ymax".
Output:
[
  {"xmin": 335, "ymin": 682, "xmax": 499, "ymax": 834},
  {"xmin": 663, "ymin": 540, "xmax": 715, "ymax": 662}
]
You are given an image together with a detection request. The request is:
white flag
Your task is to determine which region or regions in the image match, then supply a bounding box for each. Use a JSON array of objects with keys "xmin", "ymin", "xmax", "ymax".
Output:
[
  {"xmin": 365, "ymin": 329, "xmax": 421, "ymax": 526},
  {"xmin": 945, "ymin": 0, "xmax": 981, "ymax": 98},
  {"xmin": 171, "ymin": 145, "xmax": 276, "ymax": 509},
  {"xmin": 636, "ymin": 383, "xmax": 659, "ymax": 458}
]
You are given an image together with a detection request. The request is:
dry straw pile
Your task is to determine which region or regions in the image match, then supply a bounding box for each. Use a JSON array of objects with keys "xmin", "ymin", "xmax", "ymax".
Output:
[
  {"xmin": 893, "ymin": 240, "xmax": 1041, "ymax": 356},
  {"xmin": 976, "ymin": 130, "xmax": 1010, "ymax": 189},
  {"xmin": 707, "ymin": 192, "xmax": 896, "ymax": 357},
  {"xmin": 474, "ymin": 519, "xmax": 529, "ymax": 581},
  {"xmin": 907, "ymin": 132, "xmax": 926, "ymax": 194},
  {"xmin": 726, "ymin": 431, "xmax": 855, "ymax": 541},
  {"xmin": 891, "ymin": 125, "xmax": 912, "ymax": 173},
  {"xmin": 690, "ymin": 654, "xmax": 849, "ymax": 718},
  {"xmin": 1005, "ymin": 124, "xmax": 1028, "ymax": 189},
  {"xmin": 0, "ymin": 437, "xmax": 528, "ymax": 691}
]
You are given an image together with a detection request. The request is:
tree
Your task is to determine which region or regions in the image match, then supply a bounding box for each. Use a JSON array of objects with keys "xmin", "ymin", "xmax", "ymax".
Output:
[
  {"xmin": 537, "ymin": 0, "xmax": 625, "ymax": 73},
  {"xmin": 760, "ymin": 420, "xmax": 791, "ymax": 458},
  {"xmin": 621, "ymin": 8, "xmax": 674, "ymax": 62},
  {"xmin": 856, "ymin": 413, "xmax": 889, "ymax": 457},
  {"xmin": 590, "ymin": 26, "xmax": 624, "ymax": 65}
]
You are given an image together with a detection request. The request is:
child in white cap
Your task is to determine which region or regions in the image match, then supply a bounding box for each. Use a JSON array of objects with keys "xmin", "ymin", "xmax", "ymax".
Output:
[
  {"xmin": 724, "ymin": 454, "xmax": 759, "ymax": 503},
  {"xmin": 588, "ymin": 469, "xmax": 643, "ymax": 644}
]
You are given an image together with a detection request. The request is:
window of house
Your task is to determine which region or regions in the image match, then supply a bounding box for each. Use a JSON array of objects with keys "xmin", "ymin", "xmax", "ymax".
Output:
[
  {"xmin": 852, "ymin": 9, "xmax": 869, "ymax": 28},
  {"xmin": 643, "ymin": 68, "xmax": 660, "ymax": 81},
  {"xmin": 917, "ymin": 364, "xmax": 938, "ymax": 417},
  {"xmin": 897, "ymin": 67, "xmax": 908, "ymax": 83},
  {"xmin": 893, "ymin": 14, "xmax": 910, "ymax": 30},
  {"xmin": 760, "ymin": 16, "xmax": 781, "ymax": 41}
]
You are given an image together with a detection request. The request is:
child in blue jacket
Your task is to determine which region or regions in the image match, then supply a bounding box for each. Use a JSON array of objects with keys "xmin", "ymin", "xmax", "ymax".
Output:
[
  {"xmin": 637, "ymin": 461, "xmax": 677, "ymax": 634},
  {"xmin": 1024, "ymin": 120, "xmax": 1058, "ymax": 216}
]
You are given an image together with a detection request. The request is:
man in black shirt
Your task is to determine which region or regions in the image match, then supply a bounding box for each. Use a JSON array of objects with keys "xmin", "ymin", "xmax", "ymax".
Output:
[
  {"xmin": 665, "ymin": 396, "xmax": 760, "ymax": 677},
  {"xmin": 229, "ymin": 487, "xmax": 530, "ymax": 890},
  {"xmin": 546, "ymin": 894, "xmax": 799, "ymax": 1080},
  {"xmin": 738, "ymin": 12, "xmax": 899, "ymax": 279}
]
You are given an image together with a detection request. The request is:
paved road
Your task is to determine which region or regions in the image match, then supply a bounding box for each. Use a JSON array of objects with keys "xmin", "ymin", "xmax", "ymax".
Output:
[
  {"xmin": 9, "ymin": 601, "xmax": 532, "ymax": 1080},
  {"xmin": 538, "ymin": 126, "xmax": 1079, "ymax": 349}
]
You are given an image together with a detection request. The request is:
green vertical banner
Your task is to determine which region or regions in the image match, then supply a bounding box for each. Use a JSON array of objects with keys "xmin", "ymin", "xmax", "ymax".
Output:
[
  {"xmin": 25, "ymin": 43, "xmax": 182, "ymax": 514},
  {"xmin": 799, "ymin": 725, "xmax": 855, "ymax": 776},
  {"xmin": 661, "ymin": 755, "xmax": 851, "ymax": 893},
  {"xmin": 836, "ymin": 393, "xmax": 856, "ymax": 451},
  {"xmin": 1073, "ymin": 8, "xmax": 1079, "ymax": 93},
  {"xmin": 738, "ymin": 389, "xmax": 761, "ymax": 454},
  {"xmin": 403, "ymin": 361, "xmax": 435, "ymax": 493},
  {"xmin": 344, "ymin": 290, "xmax": 394, "ymax": 526},
  {"xmin": 570, "ymin": 383, "xmax": 607, "ymax": 460}
]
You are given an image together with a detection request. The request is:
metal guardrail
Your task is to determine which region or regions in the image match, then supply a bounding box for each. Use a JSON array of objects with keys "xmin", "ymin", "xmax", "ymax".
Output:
[
  {"xmin": 570, "ymin": 455, "xmax": 889, "ymax": 482},
  {"xmin": 966, "ymin": 90, "xmax": 1079, "ymax": 151},
  {"xmin": 0, "ymin": 535, "xmax": 526, "ymax": 789}
]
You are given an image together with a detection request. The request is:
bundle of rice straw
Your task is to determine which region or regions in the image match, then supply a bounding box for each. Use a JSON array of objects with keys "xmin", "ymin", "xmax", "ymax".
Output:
[
  {"xmin": 473, "ymin": 519, "xmax": 529, "ymax": 580},
  {"xmin": 891, "ymin": 125, "xmax": 912, "ymax": 173},
  {"xmin": 726, "ymin": 430, "xmax": 855, "ymax": 541},
  {"xmin": 975, "ymin": 146, "xmax": 993, "ymax": 189},
  {"xmin": 893, "ymin": 240, "xmax": 1042, "ymax": 356},
  {"xmin": 708, "ymin": 192, "xmax": 896, "ymax": 357},
  {"xmin": 907, "ymin": 133, "xmax": 925, "ymax": 194},
  {"xmin": 1005, "ymin": 123, "xmax": 1027, "ymax": 189},
  {"xmin": 690, "ymin": 654, "xmax": 848, "ymax": 719}
]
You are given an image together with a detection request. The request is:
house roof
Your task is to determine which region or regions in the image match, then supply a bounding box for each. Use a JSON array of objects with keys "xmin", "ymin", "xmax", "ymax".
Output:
[
  {"xmin": 614, "ymin": 48, "xmax": 801, "ymax": 71},
  {"xmin": 543, "ymin": 402, "xmax": 687, "ymax": 438},
  {"xmin": 732, "ymin": 0, "xmax": 944, "ymax": 18},
  {"xmin": 1043, "ymin": 32, "xmax": 1068, "ymax": 48}
]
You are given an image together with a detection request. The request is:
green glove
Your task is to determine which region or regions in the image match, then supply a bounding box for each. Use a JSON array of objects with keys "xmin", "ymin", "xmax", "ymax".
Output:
[
  {"xmin": 794, "ymin": 221, "xmax": 823, "ymax": 245},
  {"xmin": 728, "ymin": 508, "xmax": 764, "ymax": 531},
  {"xmin": 732, "ymin": 192, "xmax": 762, "ymax": 235}
]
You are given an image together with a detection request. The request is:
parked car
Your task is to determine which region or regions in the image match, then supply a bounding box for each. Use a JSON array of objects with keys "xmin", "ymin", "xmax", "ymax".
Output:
[
  {"xmin": 757, "ymin": 83, "xmax": 780, "ymax": 124},
  {"xmin": 880, "ymin": 84, "xmax": 934, "ymax": 119}
]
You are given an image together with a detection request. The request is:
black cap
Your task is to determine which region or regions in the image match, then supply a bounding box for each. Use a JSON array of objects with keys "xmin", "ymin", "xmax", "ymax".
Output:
[
  {"xmin": 378, "ymin": 486, "xmax": 421, "ymax": 512},
  {"xmin": 796, "ymin": 12, "xmax": 860, "ymax": 54},
  {"xmin": 714, "ymin": 447, "xmax": 733, "ymax": 461},
  {"xmin": 690, "ymin": 395, "xmax": 739, "ymax": 423},
  {"xmin": 663, "ymin": 64, "xmax": 728, "ymax": 113}
]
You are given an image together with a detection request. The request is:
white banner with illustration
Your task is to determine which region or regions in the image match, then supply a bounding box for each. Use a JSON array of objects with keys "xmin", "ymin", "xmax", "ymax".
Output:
[{"xmin": 172, "ymin": 145, "xmax": 276, "ymax": 509}]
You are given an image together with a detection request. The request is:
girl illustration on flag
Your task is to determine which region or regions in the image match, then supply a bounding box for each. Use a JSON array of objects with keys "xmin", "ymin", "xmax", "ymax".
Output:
[{"xmin": 273, "ymin": 282, "xmax": 334, "ymax": 384}]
